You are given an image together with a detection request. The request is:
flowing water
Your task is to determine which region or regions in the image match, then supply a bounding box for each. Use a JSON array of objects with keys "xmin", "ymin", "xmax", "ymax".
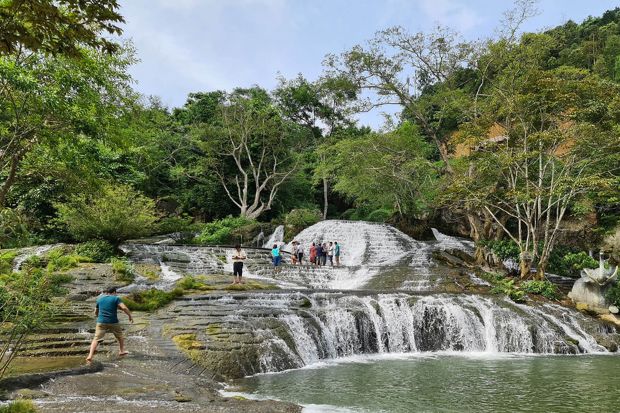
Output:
[{"xmin": 233, "ymin": 354, "xmax": 620, "ymax": 413}]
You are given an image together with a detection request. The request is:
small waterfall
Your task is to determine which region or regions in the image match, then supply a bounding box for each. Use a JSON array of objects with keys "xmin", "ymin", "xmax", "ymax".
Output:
[
  {"xmin": 263, "ymin": 225, "xmax": 284, "ymax": 248},
  {"xmin": 431, "ymin": 228, "xmax": 475, "ymax": 252},
  {"xmin": 13, "ymin": 244, "xmax": 62, "ymax": 271}
]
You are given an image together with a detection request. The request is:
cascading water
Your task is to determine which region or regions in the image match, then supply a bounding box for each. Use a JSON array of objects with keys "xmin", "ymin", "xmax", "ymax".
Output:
[
  {"xmin": 13, "ymin": 244, "xmax": 62, "ymax": 271},
  {"xmin": 263, "ymin": 225, "xmax": 284, "ymax": 248}
]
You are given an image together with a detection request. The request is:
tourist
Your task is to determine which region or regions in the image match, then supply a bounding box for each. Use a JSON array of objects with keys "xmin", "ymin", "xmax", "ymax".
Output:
[
  {"xmin": 335, "ymin": 241, "xmax": 341, "ymax": 266},
  {"xmin": 291, "ymin": 241, "xmax": 298, "ymax": 265},
  {"xmin": 86, "ymin": 286, "xmax": 133, "ymax": 363},
  {"xmin": 296, "ymin": 241, "xmax": 304, "ymax": 265},
  {"xmin": 315, "ymin": 242, "xmax": 323, "ymax": 266},
  {"xmin": 309, "ymin": 242, "xmax": 317, "ymax": 265},
  {"xmin": 328, "ymin": 241, "xmax": 334, "ymax": 266},
  {"xmin": 231, "ymin": 244, "xmax": 247, "ymax": 284},
  {"xmin": 271, "ymin": 243, "xmax": 282, "ymax": 273},
  {"xmin": 321, "ymin": 242, "xmax": 328, "ymax": 266}
]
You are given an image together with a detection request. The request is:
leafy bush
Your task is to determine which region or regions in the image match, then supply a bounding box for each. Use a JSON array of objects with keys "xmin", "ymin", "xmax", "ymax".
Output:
[
  {"xmin": 0, "ymin": 400, "xmax": 38, "ymax": 413},
  {"xmin": 110, "ymin": 257, "xmax": 134, "ymax": 283},
  {"xmin": 521, "ymin": 280, "xmax": 560, "ymax": 300},
  {"xmin": 195, "ymin": 216, "xmax": 254, "ymax": 245},
  {"xmin": 285, "ymin": 208, "xmax": 321, "ymax": 228},
  {"xmin": 75, "ymin": 240, "xmax": 115, "ymax": 263},
  {"xmin": 122, "ymin": 288, "xmax": 184, "ymax": 311},
  {"xmin": 55, "ymin": 184, "xmax": 157, "ymax": 245},
  {"xmin": 45, "ymin": 248, "xmax": 89, "ymax": 273},
  {"xmin": 606, "ymin": 281, "xmax": 620, "ymax": 308},
  {"xmin": 0, "ymin": 250, "xmax": 18, "ymax": 275},
  {"xmin": 555, "ymin": 252, "xmax": 598, "ymax": 277},
  {"xmin": 155, "ymin": 215, "xmax": 199, "ymax": 235},
  {"xmin": 479, "ymin": 239, "xmax": 520, "ymax": 260},
  {"xmin": 366, "ymin": 208, "xmax": 392, "ymax": 223},
  {"xmin": 490, "ymin": 277, "xmax": 526, "ymax": 302},
  {"xmin": 0, "ymin": 208, "xmax": 37, "ymax": 249}
]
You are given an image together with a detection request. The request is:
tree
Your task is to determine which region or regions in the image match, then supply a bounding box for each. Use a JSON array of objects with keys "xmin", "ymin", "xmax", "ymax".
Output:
[
  {"xmin": 319, "ymin": 122, "xmax": 437, "ymax": 217},
  {"xmin": 55, "ymin": 184, "xmax": 157, "ymax": 244},
  {"xmin": 449, "ymin": 34, "xmax": 620, "ymax": 279},
  {"xmin": 274, "ymin": 74, "xmax": 354, "ymax": 219},
  {"xmin": 323, "ymin": 25, "xmax": 476, "ymax": 171},
  {"xmin": 0, "ymin": 45, "xmax": 136, "ymax": 207},
  {"xmin": 198, "ymin": 88, "xmax": 302, "ymax": 220},
  {"xmin": 0, "ymin": 0, "xmax": 124, "ymax": 56}
]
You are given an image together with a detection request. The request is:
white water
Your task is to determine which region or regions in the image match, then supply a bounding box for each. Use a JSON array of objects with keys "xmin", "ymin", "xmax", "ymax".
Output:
[
  {"xmin": 13, "ymin": 244, "xmax": 62, "ymax": 271},
  {"xmin": 264, "ymin": 225, "xmax": 285, "ymax": 248}
]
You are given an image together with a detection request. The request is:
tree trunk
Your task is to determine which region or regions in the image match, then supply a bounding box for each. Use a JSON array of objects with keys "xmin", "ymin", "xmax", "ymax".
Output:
[
  {"xmin": 322, "ymin": 177, "xmax": 328, "ymax": 220},
  {"xmin": 519, "ymin": 258, "xmax": 530, "ymax": 279},
  {"xmin": 0, "ymin": 153, "xmax": 22, "ymax": 207}
]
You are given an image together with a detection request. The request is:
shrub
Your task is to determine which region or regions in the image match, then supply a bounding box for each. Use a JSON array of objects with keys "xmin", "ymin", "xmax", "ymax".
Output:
[
  {"xmin": 606, "ymin": 281, "xmax": 620, "ymax": 308},
  {"xmin": 0, "ymin": 400, "xmax": 38, "ymax": 413},
  {"xmin": 0, "ymin": 209, "xmax": 37, "ymax": 249},
  {"xmin": 479, "ymin": 239, "xmax": 520, "ymax": 261},
  {"xmin": 366, "ymin": 208, "xmax": 392, "ymax": 223},
  {"xmin": 195, "ymin": 216, "xmax": 254, "ymax": 245},
  {"xmin": 75, "ymin": 240, "xmax": 115, "ymax": 263},
  {"xmin": 45, "ymin": 248, "xmax": 89, "ymax": 273},
  {"xmin": 285, "ymin": 208, "xmax": 321, "ymax": 228},
  {"xmin": 0, "ymin": 250, "xmax": 18, "ymax": 275},
  {"xmin": 55, "ymin": 184, "xmax": 157, "ymax": 245},
  {"xmin": 110, "ymin": 257, "xmax": 134, "ymax": 283},
  {"xmin": 155, "ymin": 215, "xmax": 198, "ymax": 235},
  {"xmin": 490, "ymin": 277, "xmax": 526, "ymax": 302},
  {"xmin": 122, "ymin": 288, "xmax": 183, "ymax": 311},
  {"xmin": 555, "ymin": 252, "xmax": 598, "ymax": 277},
  {"xmin": 521, "ymin": 280, "xmax": 560, "ymax": 300}
]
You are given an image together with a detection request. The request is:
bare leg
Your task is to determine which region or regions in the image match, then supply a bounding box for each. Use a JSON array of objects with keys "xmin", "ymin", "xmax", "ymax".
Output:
[
  {"xmin": 118, "ymin": 337, "xmax": 128, "ymax": 356},
  {"xmin": 86, "ymin": 339, "xmax": 99, "ymax": 362}
]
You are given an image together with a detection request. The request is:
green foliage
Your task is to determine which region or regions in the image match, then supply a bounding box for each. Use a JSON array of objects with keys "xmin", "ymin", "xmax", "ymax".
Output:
[
  {"xmin": 285, "ymin": 208, "xmax": 321, "ymax": 229},
  {"xmin": 44, "ymin": 247, "xmax": 90, "ymax": 273},
  {"xmin": 555, "ymin": 252, "xmax": 598, "ymax": 278},
  {"xmin": 74, "ymin": 240, "xmax": 115, "ymax": 263},
  {"xmin": 0, "ymin": 269, "xmax": 59, "ymax": 379},
  {"xmin": 195, "ymin": 216, "xmax": 255, "ymax": 245},
  {"xmin": 490, "ymin": 277, "xmax": 526, "ymax": 303},
  {"xmin": 605, "ymin": 281, "xmax": 620, "ymax": 308},
  {"xmin": 0, "ymin": 0, "xmax": 123, "ymax": 57},
  {"xmin": 55, "ymin": 184, "xmax": 157, "ymax": 244},
  {"xmin": 0, "ymin": 209, "xmax": 38, "ymax": 248},
  {"xmin": 0, "ymin": 400, "xmax": 38, "ymax": 413},
  {"xmin": 366, "ymin": 208, "xmax": 393, "ymax": 223},
  {"xmin": 0, "ymin": 250, "xmax": 18, "ymax": 275},
  {"xmin": 480, "ymin": 240, "xmax": 520, "ymax": 260},
  {"xmin": 521, "ymin": 280, "xmax": 560, "ymax": 300},
  {"xmin": 122, "ymin": 288, "xmax": 183, "ymax": 312},
  {"xmin": 155, "ymin": 215, "xmax": 199, "ymax": 235},
  {"xmin": 110, "ymin": 257, "xmax": 134, "ymax": 283}
]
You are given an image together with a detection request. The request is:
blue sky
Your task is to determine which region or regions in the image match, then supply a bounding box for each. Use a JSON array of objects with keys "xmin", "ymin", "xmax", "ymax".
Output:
[{"xmin": 119, "ymin": 0, "xmax": 620, "ymax": 127}]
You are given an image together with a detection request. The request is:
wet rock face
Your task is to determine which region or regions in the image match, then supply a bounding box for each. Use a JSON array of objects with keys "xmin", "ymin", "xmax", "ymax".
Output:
[{"xmin": 161, "ymin": 292, "xmax": 620, "ymax": 379}]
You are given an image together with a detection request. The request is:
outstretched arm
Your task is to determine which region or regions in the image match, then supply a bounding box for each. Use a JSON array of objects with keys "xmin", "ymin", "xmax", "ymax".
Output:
[{"xmin": 118, "ymin": 302, "xmax": 134, "ymax": 323}]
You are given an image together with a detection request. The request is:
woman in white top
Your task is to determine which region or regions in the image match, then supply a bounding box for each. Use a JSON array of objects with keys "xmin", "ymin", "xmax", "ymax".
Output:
[{"xmin": 232, "ymin": 244, "xmax": 247, "ymax": 284}]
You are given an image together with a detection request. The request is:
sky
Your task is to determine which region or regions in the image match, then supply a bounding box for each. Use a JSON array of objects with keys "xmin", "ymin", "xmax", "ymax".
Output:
[{"xmin": 119, "ymin": 0, "xmax": 620, "ymax": 128}]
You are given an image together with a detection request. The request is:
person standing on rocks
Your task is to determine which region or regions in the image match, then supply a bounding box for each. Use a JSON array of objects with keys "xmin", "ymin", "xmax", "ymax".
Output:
[
  {"xmin": 328, "ymin": 241, "xmax": 334, "ymax": 266},
  {"xmin": 271, "ymin": 243, "xmax": 282, "ymax": 273},
  {"xmin": 296, "ymin": 241, "xmax": 304, "ymax": 265},
  {"xmin": 309, "ymin": 242, "xmax": 317, "ymax": 266},
  {"xmin": 86, "ymin": 286, "xmax": 133, "ymax": 363},
  {"xmin": 232, "ymin": 244, "xmax": 247, "ymax": 284},
  {"xmin": 315, "ymin": 242, "xmax": 323, "ymax": 266},
  {"xmin": 335, "ymin": 241, "xmax": 341, "ymax": 266}
]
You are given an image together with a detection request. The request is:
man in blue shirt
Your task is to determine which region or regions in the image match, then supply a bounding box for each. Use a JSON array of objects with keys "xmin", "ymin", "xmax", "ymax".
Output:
[{"xmin": 86, "ymin": 286, "xmax": 133, "ymax": 363}]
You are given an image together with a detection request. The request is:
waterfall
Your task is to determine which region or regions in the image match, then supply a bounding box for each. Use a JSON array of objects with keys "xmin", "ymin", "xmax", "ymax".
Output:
[
  {"xmin": 172, "ymin": 291, "xmax": 616, "ymax": 375},
  {"xmin": 13, "ymin": 244, "xmax": 62, "ymax": 271},
  {"xmin": 263, "ymin": 225, "xmax": 284, "ymax": 248}
]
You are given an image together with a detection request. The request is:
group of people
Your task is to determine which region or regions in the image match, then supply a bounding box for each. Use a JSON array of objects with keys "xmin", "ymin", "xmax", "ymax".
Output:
[{"xmin": 270, "ymin": 240, "xmax": 341, "ymax": 268}]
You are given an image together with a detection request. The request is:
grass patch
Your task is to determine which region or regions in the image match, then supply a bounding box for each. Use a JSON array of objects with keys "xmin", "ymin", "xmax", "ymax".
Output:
[
  {"xmin": 122, "ymin": 288, "xmax": 184, "ymax": 311},
  {"xmin": 0, "ymin": 400, "xmax": 38, "ymax": 413},
  {"xmin": 176, "ymin": 276, "xmax": 216, "ymax": 291},
  {"xmin": 521, "ymin": 280, "xmax": 560, "ymax": 300},
  {"xmin": 134, "ymin": 264, "xmax": 161, "ymax": 281},
  {"xmin": 224, "ymin": 280, "xmax": 279, "ymax": 291},
  {"xmin": 172, "ymin": 333, "xmax": 205, "ymax": 350},
  {"xmin": 111, "ymin": 257, "xmax": 135, "ymax": 283},
  {"xmin": 45, "ymin": 248, "xmax": 90, "ymax": 273}
]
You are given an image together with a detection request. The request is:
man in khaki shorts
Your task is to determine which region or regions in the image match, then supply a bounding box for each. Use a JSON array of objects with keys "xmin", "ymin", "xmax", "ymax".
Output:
[{"xmin": 86, "ymin": 286, "xmax": 133, "ymax": 363}]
